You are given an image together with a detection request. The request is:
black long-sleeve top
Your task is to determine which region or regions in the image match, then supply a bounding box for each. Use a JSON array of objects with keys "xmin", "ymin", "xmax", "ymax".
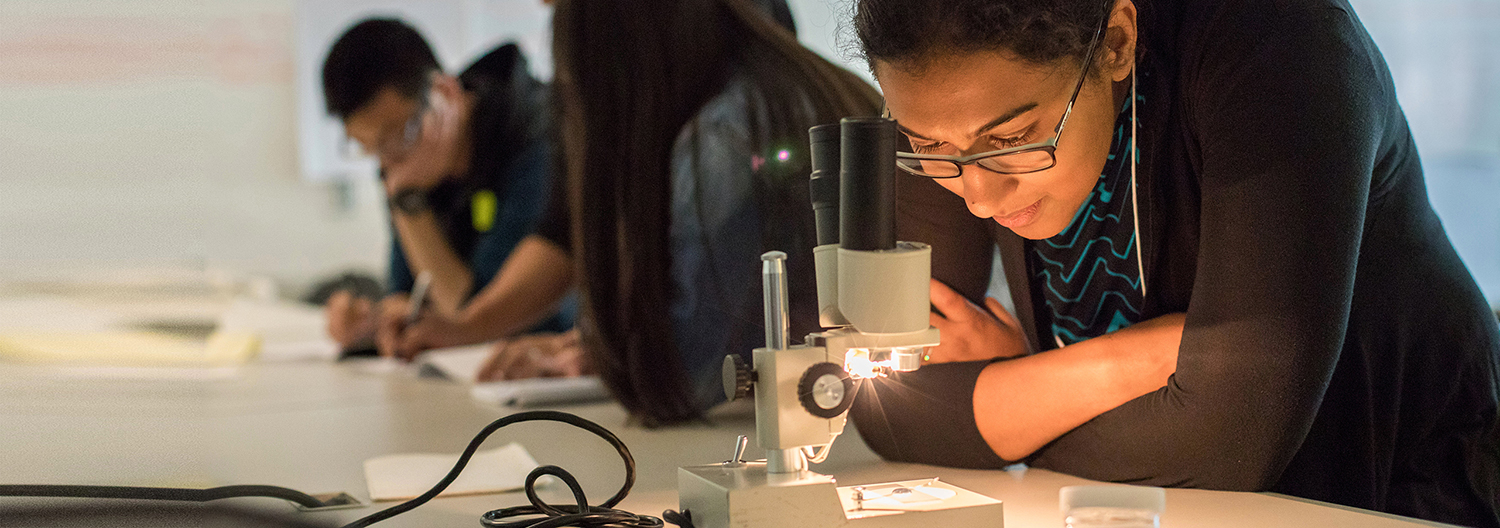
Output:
[{"xmin": 848, "ymin": 0, "xmax": 1500, "ymax": 525}]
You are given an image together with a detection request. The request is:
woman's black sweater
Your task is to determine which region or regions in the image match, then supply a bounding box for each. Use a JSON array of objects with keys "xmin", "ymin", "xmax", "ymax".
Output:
[{"xmin": 850, "ymin": 0, "xmax": 1500, "ymax": 525}]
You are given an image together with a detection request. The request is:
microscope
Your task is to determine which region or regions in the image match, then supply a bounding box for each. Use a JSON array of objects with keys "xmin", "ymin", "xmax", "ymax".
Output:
[{"xmin": 676, "ymin": 118, "xmax": 1004, "ymax": 528}]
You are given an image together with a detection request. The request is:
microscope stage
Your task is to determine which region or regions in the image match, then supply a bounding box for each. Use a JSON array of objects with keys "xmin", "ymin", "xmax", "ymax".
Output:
[{"xmin": 679, "ymin": 463, "xmax": 1004, "ymax": 528}]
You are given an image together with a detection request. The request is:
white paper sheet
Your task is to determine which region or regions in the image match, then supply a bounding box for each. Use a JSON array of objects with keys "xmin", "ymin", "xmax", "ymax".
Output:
[
  {"xmin": 414, "ymin": 344, "xmax": 494, "ymax": 381},
  {"xmin": 215, "ymin": 299, "xmax": 340, "ymax": 362},
  {"xmin": 363, "ymin": 443, "xmax": 538, "ymax": 501},
  {"xmin": 469, "ymin": 376, "xmax": 610, "ymax": 408}
]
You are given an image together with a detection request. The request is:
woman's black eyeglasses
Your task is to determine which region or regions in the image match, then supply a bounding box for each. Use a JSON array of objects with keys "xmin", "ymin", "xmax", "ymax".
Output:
[{"xmin": 894, "ymin": 17, "xmax": 1107, "ymax": 178}]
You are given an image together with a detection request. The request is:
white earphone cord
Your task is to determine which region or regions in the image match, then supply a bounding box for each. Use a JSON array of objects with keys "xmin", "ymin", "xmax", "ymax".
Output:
[
  {"xmin": 1130, "ymin": 68, "xmax": 1147, "ymax": 297},
  {"xmin": 1053, "ymin": 68, "xmax": 1147, "ymax": 350}
]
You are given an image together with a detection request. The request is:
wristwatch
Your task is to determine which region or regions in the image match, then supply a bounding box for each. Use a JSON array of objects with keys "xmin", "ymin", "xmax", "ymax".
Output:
[{"xmin": 389, "ymin": 187, "xmax": 433, "ymax": 215}]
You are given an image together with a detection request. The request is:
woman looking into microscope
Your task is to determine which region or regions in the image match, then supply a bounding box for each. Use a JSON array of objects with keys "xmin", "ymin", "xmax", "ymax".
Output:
[{"xmin": 846, "ymin": 0, "xmax": 1500, "ymax": 525}]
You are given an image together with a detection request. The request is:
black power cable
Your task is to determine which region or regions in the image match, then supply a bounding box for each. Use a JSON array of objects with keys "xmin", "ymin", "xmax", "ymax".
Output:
[
  {"xmin": 0, "ymin": 410, "xmax": 665, "ymax": 528},
  {"xmin": 660, "ymin": 508, "xmax": 695, "ymax": 528},
  {"xmin": 341, "ymin": 410, "xmax": 662, "ymax": 528},
  {"xmin": 0, "ymin": 484, "xmax": 328, "ymax": 508},
  {"xmin": 480, "ymin": 465, "xmax": 661, "ymax": 528}
]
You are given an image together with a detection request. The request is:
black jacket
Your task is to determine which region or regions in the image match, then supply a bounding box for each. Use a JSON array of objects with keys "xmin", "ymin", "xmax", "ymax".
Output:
[{"xmin": 849, "ymin": 0, "xmax": 1500, "ymax": 525}]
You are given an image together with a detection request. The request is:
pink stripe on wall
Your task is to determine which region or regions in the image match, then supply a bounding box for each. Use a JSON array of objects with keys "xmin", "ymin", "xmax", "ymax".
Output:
[{"xmin": 0, "ymin": 12, "xmax": 292, "ymax": 86}]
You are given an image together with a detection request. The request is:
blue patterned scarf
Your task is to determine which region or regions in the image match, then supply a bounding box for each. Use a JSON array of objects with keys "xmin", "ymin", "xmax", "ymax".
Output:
[{"xmin": 1029, "ymin": 92, "xmax": 1143, "ymax": 347}]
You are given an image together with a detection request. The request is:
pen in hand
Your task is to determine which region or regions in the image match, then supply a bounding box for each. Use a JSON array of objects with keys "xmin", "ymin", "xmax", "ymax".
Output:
[{"xmin": 406, "ymin": 271, "xmax": 432, "ymax": 326}]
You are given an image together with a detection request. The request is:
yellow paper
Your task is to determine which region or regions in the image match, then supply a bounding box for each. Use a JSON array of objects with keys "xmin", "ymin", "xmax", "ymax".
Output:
[{"xmin": 0, "ymin": 330, "xmax": 258, "ymax": 367}]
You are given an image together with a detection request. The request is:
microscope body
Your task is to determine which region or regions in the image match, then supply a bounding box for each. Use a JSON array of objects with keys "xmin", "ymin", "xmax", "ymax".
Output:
[
  {"xmin": 676, "ymin": 118, "xmax": 1003, "ymax": 528},
  {"xmin": 682, "ymin": 241, "xmax": 992, "ymax": 528},
  {"xmin": 747, "ymin": 241, "xmax": 940, "ymax": 469}
]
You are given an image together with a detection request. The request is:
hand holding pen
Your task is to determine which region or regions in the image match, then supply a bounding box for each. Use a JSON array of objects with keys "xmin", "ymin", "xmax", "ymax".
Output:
[
  {"xmin": 405, "ymin": 271, "xmax": 432, "ymax": 327},
  {"xmin": 377, "ymin": 271, "xmax": 431, "ymax": 361}
]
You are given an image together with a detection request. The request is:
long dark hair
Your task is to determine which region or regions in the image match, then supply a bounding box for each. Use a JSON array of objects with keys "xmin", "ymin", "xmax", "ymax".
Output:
[{"xmin": 552, "ymin": 0, "xmax": 881, "ymax": 426}]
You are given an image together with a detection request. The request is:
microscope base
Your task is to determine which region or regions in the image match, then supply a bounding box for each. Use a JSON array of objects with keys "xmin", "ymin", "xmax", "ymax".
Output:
[{"xmin": 678, "ymin": 462, "xmax": 1003, "ymax": 528}]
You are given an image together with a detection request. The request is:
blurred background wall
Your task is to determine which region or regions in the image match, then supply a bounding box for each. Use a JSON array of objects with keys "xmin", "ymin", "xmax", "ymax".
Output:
[
  {"xmin": 0, "ymin": 0, "xmax": 1495, "ymax": 304},
  {"xmin": 0, "ymin": 1, "xmax": 386, "ymax": 293}
]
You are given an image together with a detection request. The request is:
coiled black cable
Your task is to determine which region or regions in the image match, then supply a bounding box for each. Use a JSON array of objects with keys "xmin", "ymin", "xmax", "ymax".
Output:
[
  {"xmin": 341, "ymin": 410, "xmax": 662, "ymax": 528},
  {"xmin": 479, "ymin": 465, "xmax": 661, "ymax": 528}
]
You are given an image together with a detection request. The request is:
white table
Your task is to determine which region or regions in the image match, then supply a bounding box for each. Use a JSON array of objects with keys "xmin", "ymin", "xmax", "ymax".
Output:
[{"xmin": 0, "ymin": 361, "xmax": 1451, "ymax": 528}]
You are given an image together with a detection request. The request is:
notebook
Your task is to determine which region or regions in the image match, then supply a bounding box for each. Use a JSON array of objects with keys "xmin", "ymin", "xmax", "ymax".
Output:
[{"xmin": 415, "ymin": 345, "xmax": 611, "ymax": 407}]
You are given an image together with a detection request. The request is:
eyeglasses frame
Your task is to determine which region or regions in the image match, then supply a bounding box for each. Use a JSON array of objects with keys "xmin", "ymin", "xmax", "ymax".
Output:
[
  {"xmin": 372, "ymin": 87, "xmax": 432, "ymax": 165},
  {"xmin": 893, "ymin": 14, "xmax": 1109, "ymax": 178}
]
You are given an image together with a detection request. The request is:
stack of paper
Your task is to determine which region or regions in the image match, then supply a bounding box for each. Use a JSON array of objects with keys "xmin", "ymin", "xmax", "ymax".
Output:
[{"xmin": 214, "ymin": 299, "xmax": 340, "ymax": 362}]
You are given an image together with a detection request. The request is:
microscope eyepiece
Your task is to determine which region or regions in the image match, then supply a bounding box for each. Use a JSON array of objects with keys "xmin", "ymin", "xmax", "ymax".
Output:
[
  {"xmin": 838, "ymin": 117, "xmax": 898, "ymax": 252},
  {"xmin": 808, "ymin": 123, "xmax": 842, "ymax": 248}
]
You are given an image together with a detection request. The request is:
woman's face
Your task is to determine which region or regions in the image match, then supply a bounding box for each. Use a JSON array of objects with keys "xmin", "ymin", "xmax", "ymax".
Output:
[
  {"xmin": 878, "ymin": 53, "xmax": 1118, "ymax": 240},
  {"xmin": 875, "ymin": 5, "xmax": 1136, "ymax": 240}
]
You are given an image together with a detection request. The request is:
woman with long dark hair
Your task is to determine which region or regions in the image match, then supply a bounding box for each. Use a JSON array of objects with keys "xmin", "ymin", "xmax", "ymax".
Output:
[
  {"xmin": 393, "ymin": 0, "xmax": 880, "ymax": 426},
  {"xmin": 548, "ymin": 0, "xmax": 879, "ymax": 425},
  {"xmin": 846, "ymin": 0, "xmax": 1500, "ymax": 525}
]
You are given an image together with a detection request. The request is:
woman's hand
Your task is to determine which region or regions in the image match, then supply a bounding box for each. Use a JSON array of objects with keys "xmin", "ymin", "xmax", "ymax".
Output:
[
  {"xmin": 925, "ymin": 279, "xmax": 1028, "ymax": 364},
  {"xmin": 476, "ymin": 329, "xmax": 588, "ymax": 382}
]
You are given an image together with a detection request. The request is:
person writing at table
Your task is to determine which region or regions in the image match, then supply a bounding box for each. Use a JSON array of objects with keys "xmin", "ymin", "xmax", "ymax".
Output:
[
  {"xmin": 318, "ymin": 19, "xmax": 572, "ymax": 354},
  {"xmin": 845, "ymin": 0, "xmax": 1500, "ymax": 525}
]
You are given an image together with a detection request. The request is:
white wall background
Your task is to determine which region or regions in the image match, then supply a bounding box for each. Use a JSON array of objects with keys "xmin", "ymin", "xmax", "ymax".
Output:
[
  {"xmin": 0, "ymin": 1, "xmax": 374, "ymax": 293},
  {"xmin": 1348, "ymin": 0, "xmax": 1500, "ymax": 302},
  {"xmin": 295, "ymin": 0, "xmax": 554, "ymax": 183},
  {"xmin": 0, "ymin": 0, "xmax": 1495, "ymax": 305}
]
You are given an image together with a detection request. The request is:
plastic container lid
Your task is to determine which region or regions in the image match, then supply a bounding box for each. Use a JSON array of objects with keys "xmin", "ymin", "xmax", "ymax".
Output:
[{"xmin": 1060, "ymin": 485, "xmax": 1166, "ymax": 514}]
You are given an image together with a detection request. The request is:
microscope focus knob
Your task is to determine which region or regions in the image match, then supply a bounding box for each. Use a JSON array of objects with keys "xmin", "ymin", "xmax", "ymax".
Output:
[
  {"xmin": 798, "ymin": 362, "xmax": 855, "ymax": 418},
  {"xmin": 722, "ymin": 354, "xmax": 755, "ymax": 401}
]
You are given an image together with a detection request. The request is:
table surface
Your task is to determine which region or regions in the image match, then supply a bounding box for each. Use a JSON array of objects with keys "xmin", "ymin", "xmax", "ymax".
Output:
[{"xmin": 0, "ymin": 360, "xmax": 1452, "ymax": 528}]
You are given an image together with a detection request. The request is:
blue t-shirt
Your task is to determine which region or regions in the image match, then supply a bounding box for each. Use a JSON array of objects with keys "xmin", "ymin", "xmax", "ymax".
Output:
[
  {"xmin": 388, "ymin": 44, "xmax": 574, "ymax": 333},
  {"xmin": 388, "ymin": 138, "xmax": 574, "ymax": 334}
]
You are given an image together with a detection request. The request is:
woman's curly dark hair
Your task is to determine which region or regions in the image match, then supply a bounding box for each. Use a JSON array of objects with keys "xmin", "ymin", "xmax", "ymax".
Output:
[{"xmin": 854, "ymin": 0, "xmax": 1111, "ymax": 74}]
